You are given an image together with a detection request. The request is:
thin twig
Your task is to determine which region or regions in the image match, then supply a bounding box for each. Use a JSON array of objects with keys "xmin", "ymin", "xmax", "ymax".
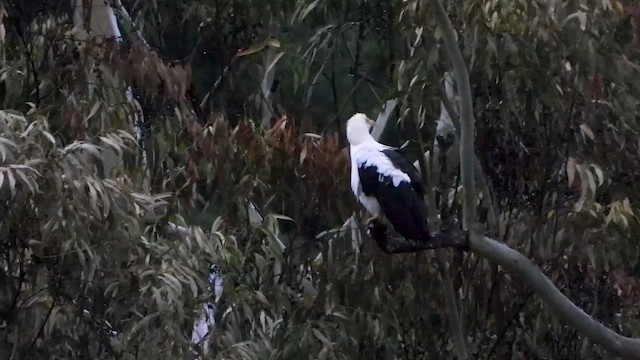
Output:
[
  {"xmin": 27, "ymin": 299, "xmax": 56, "ymax": 356},
  {"xmin": 14, "ymin": 20, "xmax": 41, "ymax": 105}
]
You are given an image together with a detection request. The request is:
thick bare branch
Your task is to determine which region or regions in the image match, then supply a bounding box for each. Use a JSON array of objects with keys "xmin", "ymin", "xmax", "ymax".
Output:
[
  {"xmin": 371, "ymin": 99, "xmax": 398, "ymax": 141},
  {"xmin": 471, "ymin": 233, "xmax": 640, "ymax": 358}
]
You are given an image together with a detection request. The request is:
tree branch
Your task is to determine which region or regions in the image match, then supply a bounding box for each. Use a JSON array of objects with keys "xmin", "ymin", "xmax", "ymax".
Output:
[
  {"xmin": 429, "ymin": 0, "xmax": 476, "ymax": 231},
  {"xmin": 428, "ymin": 3, "xmax": 477, "ymax": 359},
  {"xmin": 370, "ymin": 99, "xmax": 397, "ymax": 141},
  {"xmin": 430, "ymin": 0, "xmax": 640, "ymax": 357},
  {"xmin": 471, "ymin": 233, "xmax": 640, "ymax": 358},
  {"xmin": 434, "ymin": 72, "xmax": 499, "ymax": 236},
  {"xmin": 366, "ymin": 219, "xmax": 466, "ymax": 254},
  {"xmin": 27, "ymin": 298, "xmax": 56, "ymax": 356},
  {"xmin": 435, "ymin": 252, "xmax": 468, "ymax": 357}
]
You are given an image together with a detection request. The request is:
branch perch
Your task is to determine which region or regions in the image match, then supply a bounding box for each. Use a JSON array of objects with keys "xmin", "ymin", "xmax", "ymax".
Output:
[{"xmin": 366, "ymin": 219, "xmax": 467, "ymax": 254}]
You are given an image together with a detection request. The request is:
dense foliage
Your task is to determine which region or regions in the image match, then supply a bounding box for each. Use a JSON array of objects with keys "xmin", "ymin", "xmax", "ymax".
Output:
[{"xmin": 1, "ymin": 0, "xmax": 640, "ymax": 359}]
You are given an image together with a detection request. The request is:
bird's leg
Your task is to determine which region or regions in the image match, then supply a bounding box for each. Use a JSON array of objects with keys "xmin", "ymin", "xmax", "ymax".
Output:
[
  {"xmin": 365, "ymin": 218, "xmax": 421, "ymax": 253},
  {"xmin": 365, "ymin": 213, "xmax": 382, "ymax": 227}
]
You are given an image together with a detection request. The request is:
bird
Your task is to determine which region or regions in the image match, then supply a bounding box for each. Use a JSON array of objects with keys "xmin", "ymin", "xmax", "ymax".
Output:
[{"xmin": 345, "ymin": 113, "xmax": 433, "ymax": 246}]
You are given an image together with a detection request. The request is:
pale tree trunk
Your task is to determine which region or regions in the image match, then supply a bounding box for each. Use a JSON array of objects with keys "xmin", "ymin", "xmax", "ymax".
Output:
[
  {"xmin": 71, "ymin": 0, "xmax": 144, "ymax": 181},
  {"xmin": 429, "ymin": 0, "xmax": 640, "ymax": 357},
  {"xmin": 370, "ymin": 99, "xmax": 397, "ymax": 140},
  {"xmin": 258, "ymin": 17, "xmax": 282, "ymax": 129}
]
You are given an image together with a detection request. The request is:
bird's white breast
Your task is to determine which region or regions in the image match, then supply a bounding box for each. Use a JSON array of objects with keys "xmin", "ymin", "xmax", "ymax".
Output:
[
  {"xmin": 351, "ymin": 171, "xmax": 381, "ymax": 216},
  {"xmin": 350, "ymin": 145, "xmax": 381, "ymax": 215}
]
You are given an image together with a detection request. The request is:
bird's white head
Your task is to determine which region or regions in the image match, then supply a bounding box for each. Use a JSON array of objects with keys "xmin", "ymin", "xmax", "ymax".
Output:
[{"xmin": 346, "ymin": 113, "xmax": 375, "ymax": 146}]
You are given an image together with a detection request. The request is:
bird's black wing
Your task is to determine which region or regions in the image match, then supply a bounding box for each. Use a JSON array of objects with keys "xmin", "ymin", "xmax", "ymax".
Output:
[
  {"xmin": 358, "ymin": 163, "xmax": 378, "ymax": 197},
  {"xmin": 357, "ymin": 152, "xmax": 429, "ymax": 242},
  {"xmin": 380, "ymin": 148, "xmax": 424, "ymax": 198}
]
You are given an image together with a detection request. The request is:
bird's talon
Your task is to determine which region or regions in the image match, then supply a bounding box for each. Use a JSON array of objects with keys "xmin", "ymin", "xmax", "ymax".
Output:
[
  {"xmin": 366, "ymin": 221, "xmax": 376, "ymax": 237},
  {"xmin": 367, "ymin": 218, "xmax": 387, "ymax": 235},
  {"xmin": 366, "ymin": 216, "xmax": 378, "ymax": 226}
]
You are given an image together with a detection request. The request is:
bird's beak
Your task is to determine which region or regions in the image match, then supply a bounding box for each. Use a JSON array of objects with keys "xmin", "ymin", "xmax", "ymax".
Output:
[{"xmin": 366, "ymin": 118, "xmax": 376, "ymax": 128}]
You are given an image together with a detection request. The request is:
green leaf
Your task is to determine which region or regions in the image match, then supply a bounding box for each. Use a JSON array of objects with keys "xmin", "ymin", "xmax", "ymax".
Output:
[{"xmin": 236, "ymin": 37, "xmax": 281, "ymax": 57}]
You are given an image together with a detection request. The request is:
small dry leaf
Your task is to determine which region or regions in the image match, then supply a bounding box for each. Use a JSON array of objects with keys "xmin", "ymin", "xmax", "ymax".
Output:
[
  {"xmin": 567, "ymin": 157, "xmax": 577, "ymax": 187},
  {"xmin": 613, "ymin": 0, "xmax": 625, "ymax": 16},
  {"xmin": 623, "ymin": 197, "xmax": 633, "ymax": 215},
  {"xmin": 580, "ymin": 123, "xmax": 595, "ymax": 141},
  {"xmin": 300, "ymin": 144, "xmax": 308, "ymax": 165},
  {"xmin": 586, "ymin": 168, "xmax": 596, "ymax": 196},
  {"xmin": 590, "ymin": 164, "xmax": 604, "ymax": 186}
]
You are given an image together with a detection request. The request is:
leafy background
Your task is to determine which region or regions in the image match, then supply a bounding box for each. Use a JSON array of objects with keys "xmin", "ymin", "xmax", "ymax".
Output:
[{"xmin": 1, "ymin": 0, "xmax": 639, "ymax": 359}]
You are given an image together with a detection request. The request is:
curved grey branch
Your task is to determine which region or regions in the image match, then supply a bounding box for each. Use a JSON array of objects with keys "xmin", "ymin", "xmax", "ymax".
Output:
[
  {"xmin": 471, "ymin": 233, "xmax": 640, "ymax": 358},
  {"xmin": 371, "ymin": 99, "xmax": 398, "ymax": 141}
]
